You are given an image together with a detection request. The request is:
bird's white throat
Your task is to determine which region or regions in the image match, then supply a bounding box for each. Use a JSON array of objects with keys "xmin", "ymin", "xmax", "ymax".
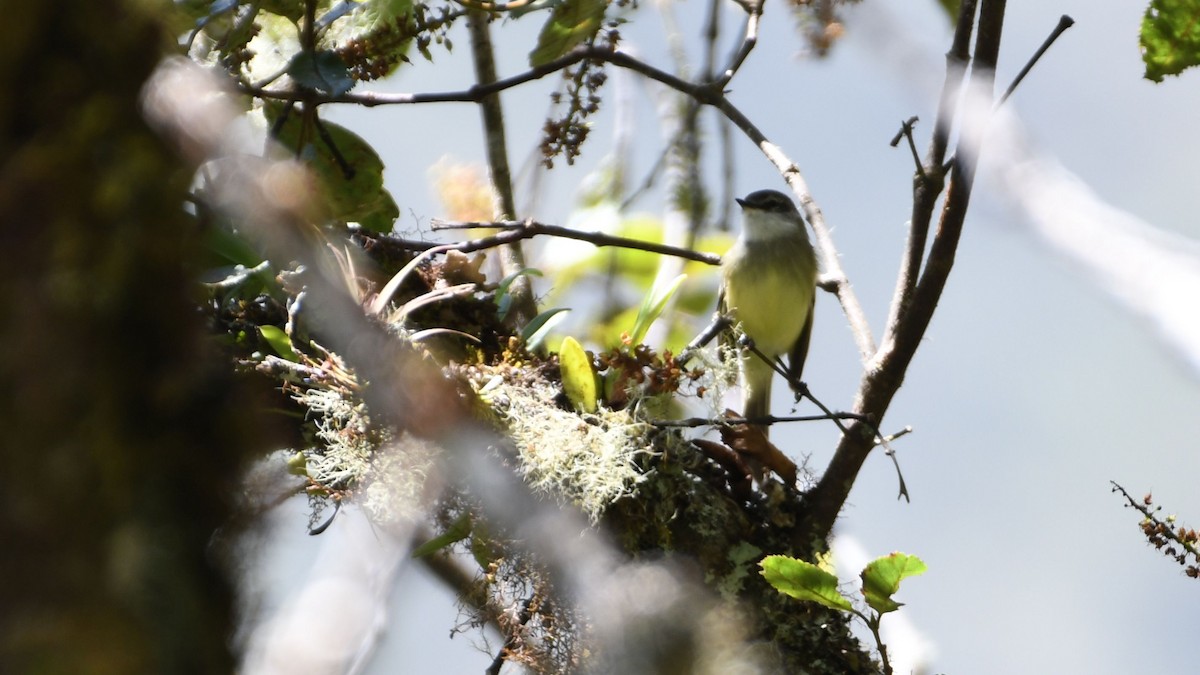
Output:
[{"xmin": 740, "ymin": 209, "xmax": 807, "ymax": 244}]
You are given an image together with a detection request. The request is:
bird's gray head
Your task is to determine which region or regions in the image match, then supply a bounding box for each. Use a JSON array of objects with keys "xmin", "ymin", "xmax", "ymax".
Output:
[
  {"xmin": 735, "ymin": 189, "xmax": 806, "ymax": 242},
  {"xmin": 735, "ymin": 189, "xmax": 800, "ymax": 216}
]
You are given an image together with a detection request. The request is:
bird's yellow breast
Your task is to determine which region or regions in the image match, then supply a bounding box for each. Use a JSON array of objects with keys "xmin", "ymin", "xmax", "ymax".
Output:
[{"xmin": 721, "ymin": 239, "xmax": 816, "ymax": 357}]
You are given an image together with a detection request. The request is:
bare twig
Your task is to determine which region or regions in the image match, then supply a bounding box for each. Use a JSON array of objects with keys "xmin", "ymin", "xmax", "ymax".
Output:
[
  {"xmin": 890, "ymin": 116, "xmax": 925, "ymax": 182},
  {"xmin": 651, "ymin": 412, "xmax": 867, "ymax": 429},
  {"xmin": 715, "ymin": 0, "xmax": 762, "ymax": 87},
  {"xmin": 428, "ymin": 219, "xmax": 721, "ymax": 265},
  {"xmin": 677, "ymin": 314, "xmax": 732, "ymax": 364},
  {"xmin": 996, "ymin": 14, "xmax": 1074, "ymax": 108}
]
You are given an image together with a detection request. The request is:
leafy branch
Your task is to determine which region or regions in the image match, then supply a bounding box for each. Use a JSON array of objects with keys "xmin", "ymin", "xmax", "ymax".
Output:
[{"xmin": 762, "ymin": 552, "xmax": 928, "ymax": 675}]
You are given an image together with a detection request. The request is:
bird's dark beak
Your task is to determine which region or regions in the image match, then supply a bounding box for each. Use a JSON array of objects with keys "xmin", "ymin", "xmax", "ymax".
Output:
[{"xmin": 735, "ymin": 197, "xmax": 748, "ymax": 208}]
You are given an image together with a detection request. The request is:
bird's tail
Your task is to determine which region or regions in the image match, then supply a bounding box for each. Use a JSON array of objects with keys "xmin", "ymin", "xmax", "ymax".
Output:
[{"xmin": 742, "ymin": 358, "xmax": 774, "ymax": 440}]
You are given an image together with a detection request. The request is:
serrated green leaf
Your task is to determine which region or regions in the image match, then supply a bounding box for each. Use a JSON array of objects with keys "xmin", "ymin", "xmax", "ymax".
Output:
[
  {"xmin": 760, "ymin": 555, "xmax": 854, "ymax": 612},
  {"xmin": 1141, "ymin": 0, "xmax": 1200, "ymax": 82},
  {"xmin": 860, "ymin": 552, "xmax": 927, "ymax": 615},
  {"xmin": 529, "ymin": 0, "xmax": 607, "ymax": 67},
  {"xmin": 259, "ymin": 325, "xmax": 300, "ymax": 361},
  {"xmin": 629, "ymin": 273, "xmax": 686, "ymax": 348},
  {"xmin": 288, "ymin": 49, "xmax": 356, "ymax": 96},
  {"xmin": 522, "ymin": 307, "xmax": 571, "ymax": 349},
  {"xmin": 266, "ymin": 105, "xmax": 400, "ymax": 232},
  {"xmin": 411, "ymin": 513, "xmax": 473, "ymax": 558},
  {"xmin": 559, "ymin": 336, "xmax": 598, "ymax": 413}
]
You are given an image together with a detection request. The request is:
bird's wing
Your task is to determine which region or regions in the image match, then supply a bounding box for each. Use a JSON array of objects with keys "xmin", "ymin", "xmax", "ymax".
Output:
[
  {"xmin": 786, "ymin": 296, "xmax": 814, "ymax": 389},
  {"xmin": 716, "ymin": 283, "xmax": 735, "ymax": 361}
]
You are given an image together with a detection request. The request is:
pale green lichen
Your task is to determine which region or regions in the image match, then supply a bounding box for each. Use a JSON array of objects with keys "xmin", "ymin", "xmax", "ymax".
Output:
[
  {"xmin": 686, "ymin": 341, "xmax": 741, "ymax": 417},
  {"xmin": 296, "ymin": 387, "xmax": 377, "ymax": 490},
  {"xmin": 361, "ymin": 433, "xmax": 440, "ymax": 524},
  {"xmin": 294, "ymin": 386, "xmax": 441, "ymax": 524},
  {"xmin": 475, "ymin": 369, "xmax": 659, "ymax": 523}
]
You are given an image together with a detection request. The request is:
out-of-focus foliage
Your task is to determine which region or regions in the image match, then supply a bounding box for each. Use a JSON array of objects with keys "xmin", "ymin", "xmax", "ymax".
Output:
[
  {"xmin": 528, "ymin": 0, "xmax": 607, "ymax": 67},
  {"xmin": 265, "ymin": 103, "xmax": 399, "ymax": 231}
]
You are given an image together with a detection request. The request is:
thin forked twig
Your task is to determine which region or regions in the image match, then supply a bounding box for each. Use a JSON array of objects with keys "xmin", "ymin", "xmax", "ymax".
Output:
[
  {"xmin": 890, "ymin": 116, "xmax": 926, "ymax": 182},
  {"xmin": 743, "ymin": 339, "xmax": 910, "ymax": 502}
]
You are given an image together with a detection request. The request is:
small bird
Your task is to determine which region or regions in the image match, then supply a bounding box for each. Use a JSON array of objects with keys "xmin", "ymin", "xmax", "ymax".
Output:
[{"xmin": 719, "ymin": 189, "xmax": 818, "ymax": 438}]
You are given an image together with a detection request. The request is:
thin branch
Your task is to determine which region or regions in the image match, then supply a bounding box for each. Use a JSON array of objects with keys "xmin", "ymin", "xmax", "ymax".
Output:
[
  {"xmin": 428, "ymin": 219, "xmax": 721, "ymax": 264},
  {"xmin": 799, "ymin": 0, "xmax": 1007, "ymax": 545},
  {"xmin": 1111, "ymin": 481, "xmax": 1200, "ymax": 568},
  {"xmin": 996, "ymin": 14, "xmax": 1074, "ymax": 108},
  {"xmin": 745, "ymin": 339, "xmax": 908, "ymax": 501},
  {"xmin": 619, "ymin": 143, "xmax": 671, "ymax": 210},
  {"xmin": 467, "ymin": 10, "xmax": 536, "ymax": 326},
  {"xmin": 715, "ymin": 1, "xmax": 762, "ymax": 87},
  {"xmin": 677, "ymin": 314, "xmax": 732, "ymax": 364},
  {"xmin": 652, "ymin": 412, "xmax": 867, "ymax": 429},
  {"xmin": 878, "ymin": 0, "xmax": 977, "ymax": 362}
]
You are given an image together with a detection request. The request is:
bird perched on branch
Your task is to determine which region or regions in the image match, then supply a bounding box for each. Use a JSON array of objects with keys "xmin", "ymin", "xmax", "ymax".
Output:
[{"xmin": 718, "ymin": 189, "xmax": 817, "ymax": 439}]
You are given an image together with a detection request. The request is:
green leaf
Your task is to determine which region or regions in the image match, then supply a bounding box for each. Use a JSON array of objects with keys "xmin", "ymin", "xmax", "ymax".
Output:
[
  {"xmin": 529, "ymin": 0, "xmax": 607, "ymax": 67},
  {"xmin": 521, "ymin": 307, "xmax": 571, "ymax": 350},
  {"xmin": 860, "ymin": 552, "xmax": 927, "ymax": 615},
  {"xmin": 259, "ymin": 325, "xmax": 300, "ymax": 361},
  {"xmin": 1141, "ymin": 0, "xmax": 1200, "ymax": 82},
  {"xmin": 495, "ymin": 268, "xmax": 543, "ymax": 320},
  {"xmin": 288, "ymin": 49, "xmax": 356, "ymax": 96},
  {"xmin": 266, "ymin": 105, "xmax": 400, "ymax": 232},
  {"xmin": 469, "ymin": 519, "xmax": 494, "ymax": 569},
  {"xmin": 628, "ymin": 273, "xmax": 686, "ymax": 348},
  {"xmin": 760, "ymin": 555, "xmax": 854, "ymax": 612},
  {"xmin": 558, "ymin": 336, "xmax": 598, "ymax": 413},
  {"xmin": 285, "ymin": 451, "xmax": 308, "ymax": 476},
  {"xmin": 204, "ymin": 223, "xmax": 263, "ymax": 268},
  {"xmin": 411, "ymin": 513, "xmax": 473, "ymax": 558}
]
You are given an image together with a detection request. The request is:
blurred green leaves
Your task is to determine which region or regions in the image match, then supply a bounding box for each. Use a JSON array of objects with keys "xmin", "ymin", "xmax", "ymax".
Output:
[
  {"xmin": 287, "ymin": 49, "xmax": 355, "ymax": 96},
  {"xmin": 529, "ymin": 0, "xmax": 607, "ymax": 67},
  {"xmin": 266, "ymin": 103, "xmax": 399, "ymax": 232}
]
